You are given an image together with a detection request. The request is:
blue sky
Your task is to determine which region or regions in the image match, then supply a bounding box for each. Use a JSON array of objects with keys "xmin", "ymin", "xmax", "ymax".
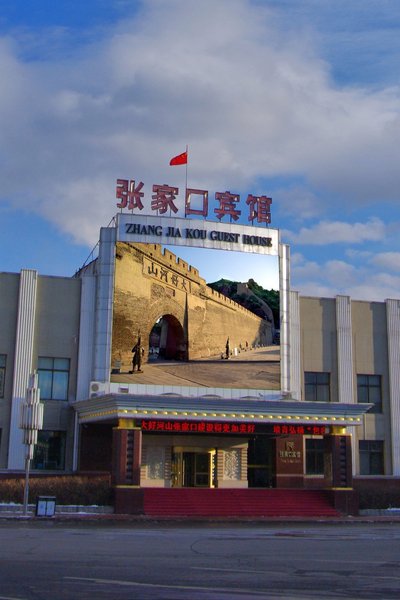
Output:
[{"xmin": 1, "ymin": 0, "xmax": 399, "ymax": 300}]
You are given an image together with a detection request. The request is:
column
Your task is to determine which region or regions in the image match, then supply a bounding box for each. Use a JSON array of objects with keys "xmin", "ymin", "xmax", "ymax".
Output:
[
  {"xmin": 112, "ymin": 419, "xmax": 142, "ymax": 486},
  {"xmin": 289, "ymin": 290, "xmax": 301, "ymax": 400},
  {"xmin": 336, "ymin": 296, "xmax": 354, "ymax": 404},
  {"xmin": 324, "ymin": 426, "xmax": 358, "ymax": 514},
  {"xmin": 8, "ymin": 270, "xmax": 38, "ymax": 469},
  {"xmin": 386, "ymin": 299, "xmax": 400, "ymax": 475},
  {"xmin": 279, "ymin": 243, "xmax": 291, "ymax": 394},
  {"xmin": 325, "ymin": 426, "xmax": 352, "ymax": 488},
  {"xmin": 336, "ymin": 295, "xmax": 356, "ymax": 474},
  {"xmin": 93, "ymin": 226, "xmax": 116, "ymax": 382}
]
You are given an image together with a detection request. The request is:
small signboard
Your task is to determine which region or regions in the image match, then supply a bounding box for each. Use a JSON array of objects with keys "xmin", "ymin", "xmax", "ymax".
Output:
[{"xmin": 35, "ymin": 496, "xmax": 56, "ymax": 517}]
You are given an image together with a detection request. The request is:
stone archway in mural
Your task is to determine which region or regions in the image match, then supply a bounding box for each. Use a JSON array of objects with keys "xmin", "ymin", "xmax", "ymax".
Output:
[{"xmin": 149, "ymin": 314, "xmax": 188, "ymax": 361}]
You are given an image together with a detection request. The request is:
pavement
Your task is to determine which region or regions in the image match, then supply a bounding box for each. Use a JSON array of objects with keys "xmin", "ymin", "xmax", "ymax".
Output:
[
  {"xmin": 1, "ymin": 506, "xmax": 400, "ymax": 525},
  {"xmin": 111, "ymin": 345, "xmax": 281, "ymax": 389}
]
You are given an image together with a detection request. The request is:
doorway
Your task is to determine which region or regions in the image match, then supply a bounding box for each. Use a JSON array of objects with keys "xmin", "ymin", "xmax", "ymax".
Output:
[
  {"xmin": 149, "ymin": 314, "xmax": 187, "ymax": 361},
  {"xmin": 171, "ymin": 449, "xmax": 216, "ymax": 487},
  {"xmin": 247, "ymin": 435, "xmax": 276, "ymax": 487}
]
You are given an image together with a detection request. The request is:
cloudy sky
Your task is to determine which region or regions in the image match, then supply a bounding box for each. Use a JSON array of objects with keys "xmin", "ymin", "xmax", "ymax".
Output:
[{"xmin": 1, "ymin": 0, "xmax": 399, "ymax": 300}]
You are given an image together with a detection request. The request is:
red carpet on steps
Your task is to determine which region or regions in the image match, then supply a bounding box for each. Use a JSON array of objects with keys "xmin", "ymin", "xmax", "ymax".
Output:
[{"xmin": 143, "ymin": 488, "xmax": 340, "ymax": 517}]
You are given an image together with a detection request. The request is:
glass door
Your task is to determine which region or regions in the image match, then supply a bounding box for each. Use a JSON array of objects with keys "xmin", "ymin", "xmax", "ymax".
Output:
[
  {"xmin": 171, "ymin": 449, "xmax": 215, "ymax": 487},
  {"xmin": 194, "ymin": 452, "xmax": 210, "ymax": 487}
]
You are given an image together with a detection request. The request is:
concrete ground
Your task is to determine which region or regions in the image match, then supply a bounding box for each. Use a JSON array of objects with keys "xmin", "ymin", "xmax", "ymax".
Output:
[{"xmin": 111, "ymin": 345, "xmax": 281, "ymax": 389}]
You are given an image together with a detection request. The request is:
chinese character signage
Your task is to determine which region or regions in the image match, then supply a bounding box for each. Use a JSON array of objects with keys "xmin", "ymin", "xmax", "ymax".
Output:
[
  {"xmin": 140, "ymin": 419, "xmax": 256, "ymax": 434},
  {"xmin": 116, "ymin": 179, "xmax": 272, "ymax": 224},
  {"xmin": 272, "ymin": 425, "xmax": 326, "ymax": 436},
  {"xmin": 139, "ymin": 420, "xmax": 326, "ymax": 436}
]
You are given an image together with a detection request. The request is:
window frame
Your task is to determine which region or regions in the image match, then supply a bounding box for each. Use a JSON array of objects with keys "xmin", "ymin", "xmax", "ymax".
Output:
[
  {"xmin": 359, "ymin": 440, "xmax": 384, "ymax": 475},
  {"xmin": 304, "ymin": 371, "xmax": 330, "ymax": 402},
  {"xmin": 357, "ymin": 374, "xmax": 382, "ymax": 413},
  {"xmin": 37, "ymin": 357, "xmax": 70, "ymax": 401},
  {"xmin": 32, "ymin": 430, "xmax": 67, "ymax": 471},
  {"xmin": 305, "ymin": 436, "xmax": 325, "ymax": 476},
  {"xmin": 0, "ymin": 354, "xmax": 6, "ymax": 398}
]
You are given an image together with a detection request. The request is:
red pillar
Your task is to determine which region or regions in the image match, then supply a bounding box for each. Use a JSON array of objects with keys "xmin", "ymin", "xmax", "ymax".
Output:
[
  {"xmin": 324, "ymin": 428, "xmax": 352, "ymax": 488},
  {"xmin": 325, "ymin": 427, "xmax": 358, "ymax": 515},
  {"xmin": 112, "ymin": 420, "xmax": 142, "ymax": 486}
]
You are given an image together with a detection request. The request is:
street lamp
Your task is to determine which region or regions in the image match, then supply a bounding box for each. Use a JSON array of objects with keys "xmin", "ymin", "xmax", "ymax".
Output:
[{"xmin": 19, "ymin": 371, "xmax": 43, "ymax": 515}]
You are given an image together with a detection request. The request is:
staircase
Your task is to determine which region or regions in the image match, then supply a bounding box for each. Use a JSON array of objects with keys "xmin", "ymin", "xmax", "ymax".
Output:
[{"xmin": 143, "ymin": 488, "xmax": 340, "ymax": 518}]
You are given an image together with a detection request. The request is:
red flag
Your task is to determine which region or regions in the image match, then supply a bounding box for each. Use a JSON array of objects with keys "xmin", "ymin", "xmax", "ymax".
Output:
[{"xmin": 169, "ymin": 151, "xmax": 188, "ymax": 166}]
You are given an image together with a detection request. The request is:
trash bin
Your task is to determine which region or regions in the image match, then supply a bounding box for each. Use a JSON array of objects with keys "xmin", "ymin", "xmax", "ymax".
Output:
[{"xmin": 35, "ymin": 496, "xmax": 56, "ymax": 517}]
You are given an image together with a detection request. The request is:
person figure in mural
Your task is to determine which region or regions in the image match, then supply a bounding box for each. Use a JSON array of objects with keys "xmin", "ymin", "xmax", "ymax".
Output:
[
  {"xmin": 225, "ymin": 337, "xmax": 230, "ymax": 359},
  {"xmin": 131, "ymin": 336, "xmax": 143, "ymax": 373}
]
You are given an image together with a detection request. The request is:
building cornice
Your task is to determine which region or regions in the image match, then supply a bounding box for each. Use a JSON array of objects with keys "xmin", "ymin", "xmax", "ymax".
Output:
[{"xmin": 73, "ymin": 393, "xmax": 371, "ymax": 427}]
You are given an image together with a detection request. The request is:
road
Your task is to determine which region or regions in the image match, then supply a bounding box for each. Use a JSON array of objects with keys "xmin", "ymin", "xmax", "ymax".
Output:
[{"xmin": 0, "ymin": 521, "xmax": 400, "ymax": 599}]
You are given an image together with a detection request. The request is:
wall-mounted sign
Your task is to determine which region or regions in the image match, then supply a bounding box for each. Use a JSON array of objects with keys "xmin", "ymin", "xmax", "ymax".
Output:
[
  {"xmin": 139, "ymin": 420, "xmax": 327, "ymax": 436},
  {"xmin": 116, "ymin": 179, "xmax": 272, "ymax": 224},
  {"xmin": 117, "ymin": 213, "xmax": 280, "ymax": 256},
  {"xmin": 273, "ymin": 425, "xmax": 326, "ymax": 436},
  {"xmin": 140, "ymin": 419, "xmax": 256, "ymax": 434}
]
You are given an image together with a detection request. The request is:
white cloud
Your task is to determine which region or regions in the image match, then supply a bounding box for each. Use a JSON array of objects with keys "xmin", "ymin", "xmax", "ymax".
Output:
[
  {"xmin": 291, "ymin": 252, "xmax": 400, "ymax": 301},
  {"xmin": 273, "ymin": 186, "xmax": 322, "ymax": 220},
  {"xmin": 283, "ymin": 218, "xmax": 385, "ymax": 245},
  {"xmin": 369, "ymin": 252, "xmax": 400, "ymax": 273},
  {"xmin": 0, "ymin": 0, "xmax": 400, "ymax": 250}
]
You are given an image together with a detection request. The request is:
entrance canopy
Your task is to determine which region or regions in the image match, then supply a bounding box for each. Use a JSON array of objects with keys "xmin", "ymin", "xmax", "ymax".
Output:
[{"xmin": 74, "ymin": 393, "xmax": 371, "ymax": 428}]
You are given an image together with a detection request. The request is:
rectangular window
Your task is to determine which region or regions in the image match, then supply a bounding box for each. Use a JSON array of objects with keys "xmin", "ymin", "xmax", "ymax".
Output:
[
  {"xmin": 359, "ymin": 440, "xmax": 384, "ymax": 475},
  {"xmin": 32, "ymin": 431, "xmax": 66, "ymax": 470},
  {"xmin": 357, "ymin": 374, "xmax": 382, "ymax": 413},
  {"xmin": 304, "ymin": 372, "xmax": 330, "ymax": 402},
  {"xmin": 305, "ymin": 438, "xmax": 325, "ymax": 475},
  {"xmin": 37, "ymin": 357, "xmax": 70, "ymax": 400},
  {"xmin": 0, "ymin": 354, "xmax": 5, "ymax": 398}
]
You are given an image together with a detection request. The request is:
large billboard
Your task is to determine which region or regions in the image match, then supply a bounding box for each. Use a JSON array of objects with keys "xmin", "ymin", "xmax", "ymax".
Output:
[{"xmin": 109, "ymin": 213, "xmax": 282, "ymax": 394}]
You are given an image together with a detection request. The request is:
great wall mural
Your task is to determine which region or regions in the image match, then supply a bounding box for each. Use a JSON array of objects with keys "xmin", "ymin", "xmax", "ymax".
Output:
[{"xmin": 111, "ymin": 242, "xmax": 280, "ymax": 390}]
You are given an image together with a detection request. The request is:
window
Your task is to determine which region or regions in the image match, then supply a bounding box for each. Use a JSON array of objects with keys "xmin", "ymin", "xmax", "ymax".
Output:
[
  {"xmin": 32, "ymin": 431, "xmax": 66, "ymax": 470},
  {"xmin": 0, "ymin": 354, "xmax": 5, "ymax": 398},
  {"xmin": 304, "ymin": 372, "xmax": 330, "ymax": 402},
  {"xmin": 305, "ymin": 438, "xmax": 325, "ymax": 475},
  {"xmin": 37, "ymin": 357, "xmax": 70, "ymax": 400},
  {"xmin": 357, "ymin": 374, "xmax": 382, "ymax": 413},
  {"xmin": 359, "ymin": 440, "xmax": 384, "ymax": 475}
]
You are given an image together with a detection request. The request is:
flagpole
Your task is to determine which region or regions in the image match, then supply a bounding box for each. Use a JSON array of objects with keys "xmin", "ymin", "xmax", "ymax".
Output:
[{"xmin": 185, "ymin": 144, "xmax": 188, "ymax": 193}]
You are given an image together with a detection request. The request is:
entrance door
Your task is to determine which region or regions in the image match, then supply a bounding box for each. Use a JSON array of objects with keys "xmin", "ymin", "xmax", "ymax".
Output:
[
  {"xmin": 248, "ymin": 436, "xmax": 276, "ymax": 487},
  {"xmin": 171, "ymin": 450, "xmax": 215, "ymax": 487}
]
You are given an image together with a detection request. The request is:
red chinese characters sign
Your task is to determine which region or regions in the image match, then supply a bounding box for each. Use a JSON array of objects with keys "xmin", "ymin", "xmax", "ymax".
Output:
[
  {"xmin": 140, "ymin": 419, "xmax": 256, "ymax": 434},
  {"xmin": 116, "ymin": 179, "xmax": 272, "ymax": 224},
  {"xmin": 272, "ymin": 425, "xmax": 326, "ymax": 436},
  {"xmin": 139, "ymin": 420, "xmax": 326, "ymax": 436}
]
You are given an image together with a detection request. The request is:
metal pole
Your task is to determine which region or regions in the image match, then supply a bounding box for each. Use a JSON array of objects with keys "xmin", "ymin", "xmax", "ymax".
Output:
[{"xmin": 23, "ymin": 454, "xmax": 31, "ymax": 516}]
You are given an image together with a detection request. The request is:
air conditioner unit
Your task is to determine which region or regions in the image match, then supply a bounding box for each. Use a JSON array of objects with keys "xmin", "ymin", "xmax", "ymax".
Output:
[{"xmin": 89, "ymin": 381, "xmax": 109, "ymax": 397}]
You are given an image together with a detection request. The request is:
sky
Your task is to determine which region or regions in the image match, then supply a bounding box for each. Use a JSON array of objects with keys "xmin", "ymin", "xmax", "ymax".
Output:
[{"xmin": 1, "ymin": 0, "xmax": 400, "ymax": 300}]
